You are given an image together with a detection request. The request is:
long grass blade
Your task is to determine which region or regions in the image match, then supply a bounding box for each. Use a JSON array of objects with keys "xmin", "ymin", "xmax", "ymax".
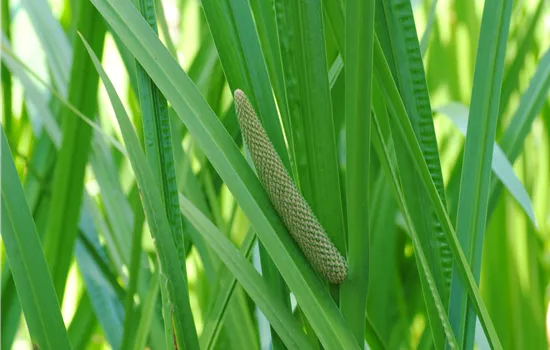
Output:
[
  {"xmin": 1, "ymin": 126, "xmax": 72, "ymax": 350},
  {"xmin": 131, "ymin": 0, "xmax": 198, "ymax": 348},
  {"xmin": 79, "ymin": 33, "xmax": 201, "ymax": 350},
  {"xmin": 449, "ymin": 0, "xmax": 513, "ymax": 347},
  {"xmin": 372, "ymin": 37, "xmax": 502, "ymax": 349},
  {"xmin": 339, "ymin": 0, "xmax": 374, "ymax": 344}
]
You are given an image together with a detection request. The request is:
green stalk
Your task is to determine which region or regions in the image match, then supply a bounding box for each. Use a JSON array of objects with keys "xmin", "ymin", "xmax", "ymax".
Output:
[{"xmin": 449, "ymin": 0, "xmax": 513, "ymax": 347}]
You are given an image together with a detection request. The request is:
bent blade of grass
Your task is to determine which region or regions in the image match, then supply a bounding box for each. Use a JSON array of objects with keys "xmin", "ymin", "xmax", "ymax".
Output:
[
  {"xmin": 0, "ymin": 126, "xmax": 72, "ymax": 350},
  {"xmin": 449, "ymin": 0, "xmax": 513, "ymax": 347},
  {"xmin": 79, "ymin": 33, "xmax": 200, "ymax": 350},
  {"xmin": 87, "ymin": 0, "xmax": 359, "ymax": 347}
]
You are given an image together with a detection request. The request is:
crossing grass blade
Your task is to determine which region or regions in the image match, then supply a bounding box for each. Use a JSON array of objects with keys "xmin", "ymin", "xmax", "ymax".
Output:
[
  {"xmin": 180, "ymin": 195, "xmax": 312, "ymax": 349},
  {"xmin": 1, "ymin": 126, "xmax": 72, "ymax": 350}
]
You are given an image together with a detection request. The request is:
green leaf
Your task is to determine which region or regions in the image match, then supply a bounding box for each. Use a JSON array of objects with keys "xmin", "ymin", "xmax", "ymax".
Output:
[
  {"xmin": 201, "ymin": 0, "xmax": 289, "ymax": 169},
  {"xmin": 131, "ymin": 1, "xmax": 197, "ymax": 348},
  {"xmin": 67, "ymin": 293, "xmax": 98, "ymax": 350},
  {"xmin": 248, "ymin": 0, "xmax": 294, "ymax": 162},
  {"xmin": 79, "ymin": 32, "xmax": 200, "ymax": 350},
  {"xmin": 339, "ymin": 0, "xmax": 374, "ymax": 345},
  {"xmin": 449, "ymin": 0, "xmax": 513, "ymax": 347},
  {"xmin": 76, "ymin": 200, "xmax": 125, "ymax": 349},
  {"xmin": 1, "ymin": 125, "xmax": 72, "ymax": 350},
  {"xmin": 273, "ymin": 0, "xmax": 346, "ymax": 261},
  {"xmin": 370, "ymin": 112, "xmax": 458, "ymax": 349},
  {"xmin": 132, "ymin": 268, "xmax": 160, "ymax": 350},
  {"xmin": 1, "ymin": 0, "xmax": 13, "ymax": 145},
  {"xmin": 374, "ymin": 2, "xmax": 451, "ymax": 345},
  {"xmin": 372, "ymin": 36, "xmax": 502, "ymax": 349},
  {"xmin": 0, "ymin": 36, "xmax": 61, "ymax": 147}
]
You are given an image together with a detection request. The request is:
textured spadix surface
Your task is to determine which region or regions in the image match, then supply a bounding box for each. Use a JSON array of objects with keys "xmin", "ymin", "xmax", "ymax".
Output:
[{"xmin": 234, "ymin": 89, "xmax": 348, "ymax": 284}]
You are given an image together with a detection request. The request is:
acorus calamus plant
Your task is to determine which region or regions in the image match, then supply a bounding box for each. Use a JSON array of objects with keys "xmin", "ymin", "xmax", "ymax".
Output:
[{"xmin": 234, "ymin": 89, "xmax": 348, "ymax": 284}]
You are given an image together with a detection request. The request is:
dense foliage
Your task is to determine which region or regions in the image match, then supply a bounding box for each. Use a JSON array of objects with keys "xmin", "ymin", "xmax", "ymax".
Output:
[{"xmin": 1, "ymin": 0, "xmax": 549, "ymax": 349}]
